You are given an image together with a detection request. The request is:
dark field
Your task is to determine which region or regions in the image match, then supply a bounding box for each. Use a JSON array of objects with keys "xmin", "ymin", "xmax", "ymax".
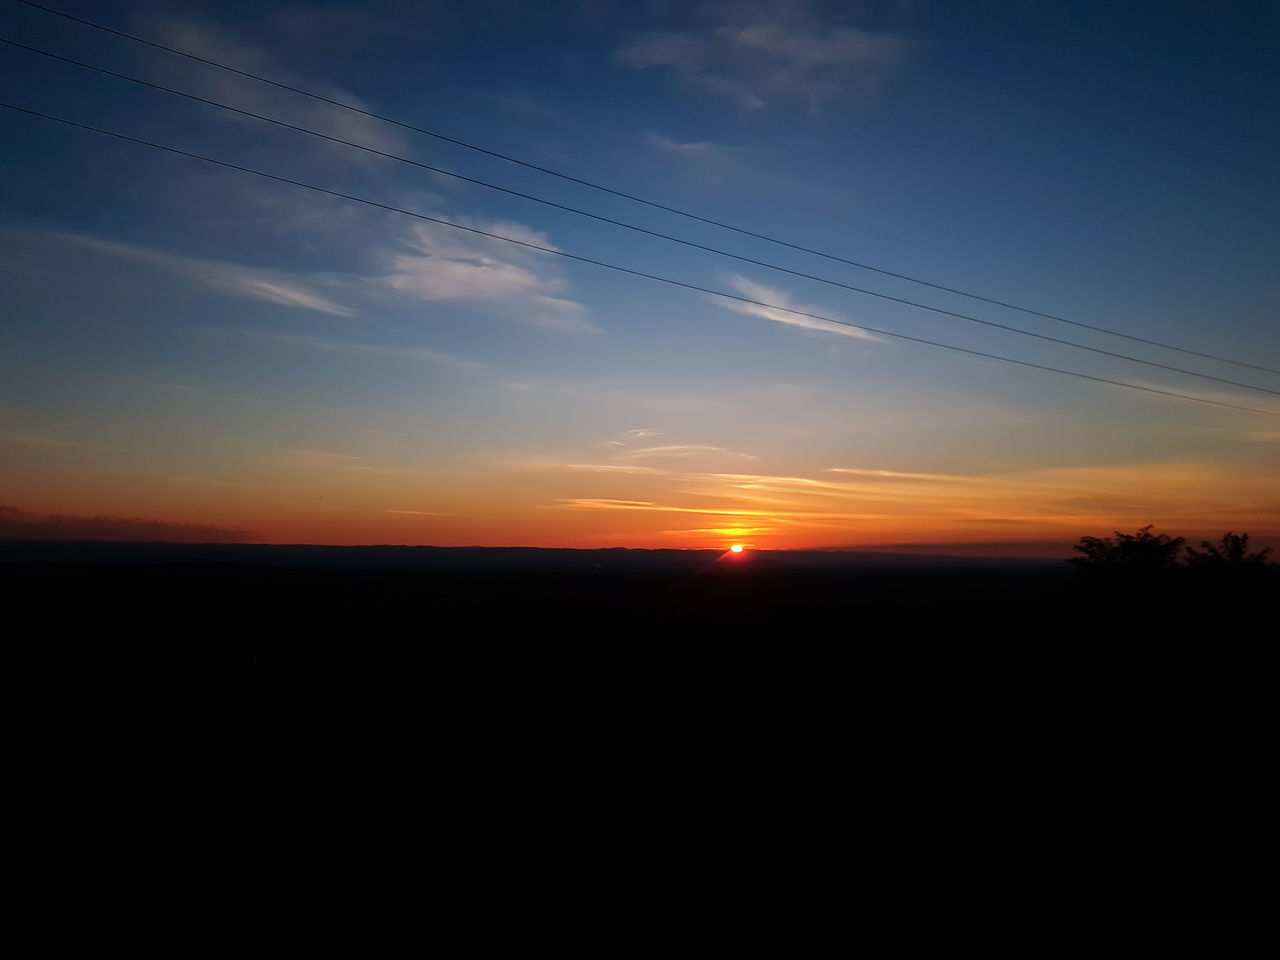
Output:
[
  {"xmin": 5, "ymin": 541, "xmax": 1272, "ymax": 658},
  {"xmin": 8, "ymin": 538, "xmax": 1268, "ymax": 916},
  {"xmin": 13, "ymin": 538, "xmax": 1270, "ymax": 777},
  {"xmin": 4, "ymin": 541, "xmax": 1079, "ymax": 642}
]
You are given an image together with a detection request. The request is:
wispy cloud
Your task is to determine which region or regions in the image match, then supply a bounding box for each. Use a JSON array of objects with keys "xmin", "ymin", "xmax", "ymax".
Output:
[
  {"xmin": 383, "ymin": 221, "xmax": 598, "ymax": 333},
  {"xmin": 658, "ymin": 526, "xmax": 776, "ymax": 536},
  {"xmin": 250, "ymin": 332, "xmax": 488, "ymax": 369},
  {"xmin": 553, "ymin": 498, "xmax": 884, "ymax": 521},
  {"xmin": 159, "ymin": 475, "xmax": 259, "ymax": 489},
  {"xmin": 557, "ymin": 499, "xmax": 661, "ymax": 511},
  {"xmin": 536, "ymin": 455, "xmax": 1280, "ymax": 548},
  {"xmin": 0, "ymin": 433, "xmax": 83, "ymax": 449},
  {"xmin": 280, "ymin": 448, "xmax": 426, "ymax": 476},
  {"xmin": 610, "ymin": 428, "xmax": 664, "ymax": 444},
  {"xmin": 507, "ymin": 456, "xmax": 665, "ymax": 476},
  {"xmin": 503, "ymin": 430, "xmax": 757, "ymax": 478},
  {"xmin": 644, "ymin": 130, "xmax": 749, "ymax": 162},
  {"xmin": 619, "ymin": 444, "xmax": 757, "ymax": 461},
  {"xmin": 486, "ymin": 91, "xmax": 562, "ymax": 121},
  {"xmin": 717, "ymin": 274, "xmax": 884, "ymax": 342},
  {"xmin": 1125, "ymin": 380, "xmax": 1280, "ymax": 418},
  {"xmin": 826, "ymin": 467, "xmax": 982, "ymax": 483},
  {"xmin": 146, "ymin": 17, "xmax": 410, "ymax": 163},
  {"xmin": 62, "ymin": 234, "xmax": 353, "ymax": 316},
  {"xmin": 606, "ymin": 429, "xmax": 756, "ymax": 463},
  {"xmin": 617, "ymin": 1, "xmax": 906, "ymax": 111},
  {"xmin": 499, "ymin": 380, "xmax": 723, "ymax": 408}
]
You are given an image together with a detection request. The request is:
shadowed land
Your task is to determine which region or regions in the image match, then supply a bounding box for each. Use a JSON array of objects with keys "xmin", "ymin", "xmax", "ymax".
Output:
[
  {"xmin": 4, "ymin": 541, "xmax": 1272, "ymax": 659},
  {"xmin": 10, "ymin": 537, "xmax": 1269, "ymax": 877}
]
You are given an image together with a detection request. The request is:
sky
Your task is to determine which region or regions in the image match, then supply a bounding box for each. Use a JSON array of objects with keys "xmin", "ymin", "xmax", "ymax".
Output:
[{"xmin": 1, "ymin": 0, "xmax": 1277, "ymax": 553}]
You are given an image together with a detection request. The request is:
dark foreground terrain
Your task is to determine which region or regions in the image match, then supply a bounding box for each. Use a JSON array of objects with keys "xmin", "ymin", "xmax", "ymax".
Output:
[
  {"xmin": 3, "ymin": 541, "xmax": 1083, "ymax": 645},
  {"xmin": 11, "ymin": 539, "xmax": 1269, "ymax": 782},
  {"xmin": 5, "ymin": 540, "xmax": 1271, "ymax": 657},
  {"xmin": 7, "ymin": 539, "xmax": 1269, "ymax": 932}
]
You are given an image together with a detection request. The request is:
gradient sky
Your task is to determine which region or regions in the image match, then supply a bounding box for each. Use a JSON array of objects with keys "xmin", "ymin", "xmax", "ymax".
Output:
[{"xmin": 2, "ymin": 0, "xmax": 1277, "ymax": 551}]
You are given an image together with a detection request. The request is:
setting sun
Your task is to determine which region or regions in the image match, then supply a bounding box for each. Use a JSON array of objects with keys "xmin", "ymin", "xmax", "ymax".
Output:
[{"xmin": 0, "ymin": 1, "xmax": 1275, "ymax": 562}]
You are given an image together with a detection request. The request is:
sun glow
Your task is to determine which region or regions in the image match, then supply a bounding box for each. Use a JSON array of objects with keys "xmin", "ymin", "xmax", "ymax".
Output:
[{"xmin": 730, "ymin": 544, "xmax": 744, "ymax": 553}]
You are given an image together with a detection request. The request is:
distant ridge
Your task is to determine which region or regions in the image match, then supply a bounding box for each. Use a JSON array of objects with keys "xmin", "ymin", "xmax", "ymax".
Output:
[
  {"xmin": 0, "ymin": 540, "xmax": 1067, "ymax": 572},
  {"xmin": 827, "ymin": 541, "xmax": 1074, "ymax": 560}
]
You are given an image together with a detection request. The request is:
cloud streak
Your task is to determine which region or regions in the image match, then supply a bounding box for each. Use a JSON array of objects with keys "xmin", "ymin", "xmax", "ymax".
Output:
[
  {"xmin": 645, "ymin": 130, "xmax": 749, "ymax": 162},
  {"xmin": 280, "ymin": 449, "xmax": 428, "ymax": 476},
  {"xmin": 251, "ymin": 332, "xmax": 488, "ymax": 369},
  {"xmin": 717, "ymin": 275, "xmax": 884, "ymax": 342},
  {"xmin": 384, "ymin": 221, "xmax": 598, "ymax": 333},
  {"xmin": 63, "ymin": 234, "xmax": 353, "ymax": 316},
  {"xmin": 619, "ymin": 444, "xmax": 757, "ymax": 461},
  {"xmin": 535, "ymin": 455, "xmax": 1280, "ymax": 549},
  {"xmin": 825, "ymin": 467, "xmax": 983, "ymax": 483}
]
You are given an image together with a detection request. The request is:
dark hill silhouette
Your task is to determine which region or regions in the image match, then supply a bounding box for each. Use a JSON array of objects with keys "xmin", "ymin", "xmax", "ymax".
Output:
[{"xmin": 4, "ymin": 537, "xmax": 1271, "ymax": 662}]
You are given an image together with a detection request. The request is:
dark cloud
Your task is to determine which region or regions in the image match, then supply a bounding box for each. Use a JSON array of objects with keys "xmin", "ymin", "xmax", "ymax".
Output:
[{"xmin": 0, "ymin": 506, "xmax": 258, "ymax": 543}]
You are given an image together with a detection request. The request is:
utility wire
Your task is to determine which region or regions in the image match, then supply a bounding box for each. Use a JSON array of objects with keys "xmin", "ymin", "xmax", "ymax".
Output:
[
  {"xmin": 2, "ymin": 100, "xmax": 1276, "ymax": 419},
  {"xmin": 5, "ymin": 36, "xmax": 1278, "ymax": 401},
  {"xmin": 12, "ymin": 0, "xmax": 1279, "ymax": 378}
]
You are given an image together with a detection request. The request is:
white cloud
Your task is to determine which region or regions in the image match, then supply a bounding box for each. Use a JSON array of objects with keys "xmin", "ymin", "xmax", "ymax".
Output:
[
  {"xmin": 63, "ymin": 234, "xmax": 353, "ymax": 316},
  {"xmin": 384, "ymin": 221, "xmax": 598, "ymax": 333},
  {"xmin": 717, "ymin": 274, "xmax": 884, "ymax": 342}
]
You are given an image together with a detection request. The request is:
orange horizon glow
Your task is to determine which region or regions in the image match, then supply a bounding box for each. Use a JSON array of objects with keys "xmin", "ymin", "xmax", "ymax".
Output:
[
  {"xmin": 3, "ymin": 493, "xmax": 1277, "ymax": 558},
  {"xmin": 4, "ymin": 439, "xmax": 1278, "ymax": 556},
  {"xmin": 3, "ymin": 6, "xmax": 1276, "ymax": 578}
]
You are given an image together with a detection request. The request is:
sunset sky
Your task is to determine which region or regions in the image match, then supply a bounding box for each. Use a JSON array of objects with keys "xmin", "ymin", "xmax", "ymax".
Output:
[{"xmin": 2, "ymin": 0, "xmax": 1277, "ymax": 552}]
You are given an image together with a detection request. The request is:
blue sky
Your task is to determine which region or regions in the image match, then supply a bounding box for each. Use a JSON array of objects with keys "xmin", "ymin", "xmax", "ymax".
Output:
[{"xmin": 1, "ymin": 0, "xmax": 1277, "ymax": 549}]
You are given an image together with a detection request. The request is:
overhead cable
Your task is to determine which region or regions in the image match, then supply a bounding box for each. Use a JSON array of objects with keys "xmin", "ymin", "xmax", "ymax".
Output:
[
  {"xmin": 3, "ymin": 100, "xmax": 1276, "ymax": 419},
  {"xmin": 4, "ymin": 35, "xmax": 1277, "ymax": 399},
  {"xmin": 12, "ymin": 0, "xmax": 1278, "ymax": 377}
]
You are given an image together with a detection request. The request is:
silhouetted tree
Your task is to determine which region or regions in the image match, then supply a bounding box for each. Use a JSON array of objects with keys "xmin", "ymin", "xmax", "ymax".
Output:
[
  {"xmin": 1069, "ymin": 525, "xmax": 1185, "ymax": 576},
  {"xmin": 1184, "ymin": 531, "xmax": 1272, "ymax": 568}
]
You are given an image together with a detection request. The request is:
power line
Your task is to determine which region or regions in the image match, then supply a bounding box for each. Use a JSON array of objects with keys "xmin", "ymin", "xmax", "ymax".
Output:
[
  {"xmin": 6, "ymin": 35, "xmax": 1278, "ymax": 401},
  {"xmin": 13, "ymin": 0, "xmax": 1279, "ymax": 378},
  {"xmin": 3, "ymin": 99, "xmax": 1276, "ymax": 419}
]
